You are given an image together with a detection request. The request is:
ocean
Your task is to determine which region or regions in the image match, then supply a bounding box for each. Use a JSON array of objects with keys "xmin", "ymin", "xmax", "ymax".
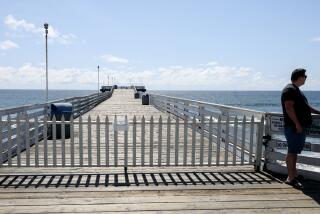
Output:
[
  {"xmin": 150, "ymin": 90, "xmax": 320, "ymax": 113},
  {"xmin": 0, "ymin": 89, "xmax": 96, "ymax": 109},
  {"xmin": 1, "ymin": 89, "xmax": 320, "ymax": 112}
]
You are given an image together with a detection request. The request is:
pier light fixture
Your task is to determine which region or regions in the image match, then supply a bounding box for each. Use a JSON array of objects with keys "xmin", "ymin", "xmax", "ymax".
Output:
[{"xmin": 44, "ymin": 23, "xmax": 49, "ymax": 103}]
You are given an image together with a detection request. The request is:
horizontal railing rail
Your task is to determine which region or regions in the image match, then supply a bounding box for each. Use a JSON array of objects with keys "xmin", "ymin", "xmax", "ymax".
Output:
[{"xmin": 0, "ymin": 114, "xmax": 263, "ymax": 168}]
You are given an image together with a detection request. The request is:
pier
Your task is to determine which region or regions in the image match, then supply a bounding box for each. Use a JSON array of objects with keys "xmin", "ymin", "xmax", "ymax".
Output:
[{"xmin": 0, "ymin": 88, "xmax": 319, "ymax": 213}]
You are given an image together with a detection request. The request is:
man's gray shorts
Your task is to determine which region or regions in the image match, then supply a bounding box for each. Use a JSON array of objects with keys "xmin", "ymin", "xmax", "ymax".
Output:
[{"xmin": 284, "ymin": 127, "xmax": 306, "ymax": 154}]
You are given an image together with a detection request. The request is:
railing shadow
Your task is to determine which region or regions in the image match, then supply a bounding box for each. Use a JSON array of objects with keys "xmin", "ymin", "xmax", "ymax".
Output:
[{"xmin": 0, "ymin": 170, "xmax": 280, "ymax": 189}]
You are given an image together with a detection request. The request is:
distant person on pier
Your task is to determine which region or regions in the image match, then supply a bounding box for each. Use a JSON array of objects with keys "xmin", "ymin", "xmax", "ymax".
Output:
[{"xmin": 281, "ymin": 68, "xmax": 320, "ymax": 189}]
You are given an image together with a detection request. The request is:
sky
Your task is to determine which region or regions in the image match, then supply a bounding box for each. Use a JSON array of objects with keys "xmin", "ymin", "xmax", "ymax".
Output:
[{"xmin": 0, "ymin": 0, "xmax": 319, "ymax": 90}]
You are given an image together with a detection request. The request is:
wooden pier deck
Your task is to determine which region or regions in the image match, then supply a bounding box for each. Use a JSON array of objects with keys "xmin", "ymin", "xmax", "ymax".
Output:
[{"xmin": 0, "ymin": 89, "xmax": 320, "ymax": 213}]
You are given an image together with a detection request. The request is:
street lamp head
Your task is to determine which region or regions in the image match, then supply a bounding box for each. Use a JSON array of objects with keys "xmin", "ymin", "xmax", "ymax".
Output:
[
  {"xmin": 98, "ymin": 65, "xmax": 100, "ymax": 69},
  {"xmin": 44, "ymin": 23, "xmax": 49, "ymax": 35}
]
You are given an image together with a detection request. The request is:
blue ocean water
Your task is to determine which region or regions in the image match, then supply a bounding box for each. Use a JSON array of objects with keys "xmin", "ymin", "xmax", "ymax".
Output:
[
  {"xmin": 0, "ymin": 89, "xmax": 95, "ymax": 109},
  {"xmin": 1, "ymin": 89, "xmax": 320, "ymax": 113},
  {"xmin": 151, "ymin": 90, "xmax": 320, "ymax": 113}
]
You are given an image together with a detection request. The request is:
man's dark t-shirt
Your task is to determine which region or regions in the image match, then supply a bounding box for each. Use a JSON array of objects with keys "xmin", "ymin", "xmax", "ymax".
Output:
[{"xmin": 281, "ymin": 84, "xmax": 312, "ymax": 128}]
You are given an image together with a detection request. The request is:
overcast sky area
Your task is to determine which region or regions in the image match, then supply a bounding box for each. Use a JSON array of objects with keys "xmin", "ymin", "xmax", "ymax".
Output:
[{"xmin": 0, "ymin": 0, "xmax": 319, "ymax": 90}]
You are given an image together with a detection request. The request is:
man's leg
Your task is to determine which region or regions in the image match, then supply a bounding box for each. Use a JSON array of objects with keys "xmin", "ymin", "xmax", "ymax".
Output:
[{"xmin": 286, "ymin": 153, "xmax": 297, "ymax": 181}]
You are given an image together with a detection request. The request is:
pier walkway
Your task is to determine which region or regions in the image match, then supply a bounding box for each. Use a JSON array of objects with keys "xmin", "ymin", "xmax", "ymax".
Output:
[{"xmin": 0, "ymin": 89, "xmax": 319, "ymax": 213}]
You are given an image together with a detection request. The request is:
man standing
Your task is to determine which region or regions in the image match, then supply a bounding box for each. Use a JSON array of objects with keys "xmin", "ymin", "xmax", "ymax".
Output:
[{"xmin": 281, "ymin": 68, "xmax": 320, "ymax": 189}]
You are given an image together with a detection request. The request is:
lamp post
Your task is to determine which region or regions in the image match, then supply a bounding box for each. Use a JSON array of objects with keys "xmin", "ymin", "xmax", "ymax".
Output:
[
  {"xmin": 97, "ymin": 65, "xmax": 100, "ymax": 94},
  {"xmin": 44, "ymin": 23, "xmax": 49, "ymax": 103}
]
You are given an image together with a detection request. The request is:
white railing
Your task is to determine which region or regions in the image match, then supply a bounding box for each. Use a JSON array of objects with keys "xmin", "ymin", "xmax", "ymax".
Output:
[
  {"xmin": 149, "ymin": 93, "xmax": 265, "ymax": 120},
  {"xmin": 0, "ymin": 88, "xmax": 114, "ymax": 164},
  {"xmin": 0, "ymin": 114, "xmax": 264, "ymax": 168},
  {"xmin": 264, "ymin": 113, "xmax": 320, "ymax": 181}
]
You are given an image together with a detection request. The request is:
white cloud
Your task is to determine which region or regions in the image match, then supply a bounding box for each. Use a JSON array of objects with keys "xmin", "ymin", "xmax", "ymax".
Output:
[
  {"xmin": 4, "ymin": 15, "xmax": 78, "ymax": 45},
  {"xmin": 311, "ymin": 37, "xmax": 320, "ymax": 42},
  {"xmin": 101, "ymin": 55, "xmax": 129, "ymax": 64},
  {"xmin": 0, "ymin": 40, "xmax": 19, "ymax": 50},
  {"xmin": 4, "ymin": 15, "xmax": 40, "ymax": 33},
  {"xmin": 1, "ymin": 62, "xmax": 319, "ymax": 90}
]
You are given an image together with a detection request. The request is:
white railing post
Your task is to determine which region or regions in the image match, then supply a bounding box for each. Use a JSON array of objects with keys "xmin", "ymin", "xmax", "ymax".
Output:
[
  {"xmin": 35, "ymin": 116, "xmax": 39, "ymax": 167},
  {"xmin": 25, "ymin": 114, "xmax": 30, "ymax": 167},
  {"xmin": 88, "ymin": 115, "xmax": 92, "ymax": 166},
  {"xmin": 249, "ymin": 116, "xmax": 255, "ymax": 164},
  {"xmin": 105, "ymin": 116, "xmax": 109, "ymax": 166},
  {"xmin": 158, "ymin": 116, "xmax": 162, "ymax": 166},
  {"xmin": 232, "ymin": 116, "xmax": 238, "ymax": 165},
  {"xmin": 141, "ymin": 116, "xmax": 145, "ymax": 166},
  {"xmin": 174, "ymin": 117, "xmax": 179, "ymax": 166},
  {"xmin": 149, "ymin": 116, "xmax": 154, "ymax": 166},
  {"xmin": 166, "ymin": 116, "xmax": 171, "ymax": 166},
  {"xmin": 224, "ymin": 115, "xmax": 230, "ymax": 166},
  {"xmin": 124, "ymin": 116, "xmax": 128, "ymax": 167},
  {"xmin": 52, "ymin": 115, "xmax": 57, "ymax": 166},
  {"xmin": 191, "ymin": 117, "xmax": 196, "ymax": 166},
  {"xmin": 255, "ymin": 116, "xmax": 265, "ymax": 171},
  {"xmin": 79, "ymin": 115, "xmax": 83, "ymax": 166},
  {"xmin": 7, "ymin": 116, "xmax": 12, "ymax": 167},
  {"xmin": 61, "ymin": 115, "xmax": 66, "ymax": 167},
  {"xmin": 183, "ymin": 115, "xmax": 188, "ymax": 166},
  {"xmin": 208, "ymin": 116, "xmax": 213, "ymax": 166},
  {"xmin": 70, "ymin": 116, "xmax": 74, "ymax": 167},
  {"xmin": 43, "ymin": 115, "xmax": 48, "ymax": 167},
  {"xmin": 216, "ymin": 115, "xmax": 221, "ymax": 166},
  {"xmin": 241, "ymin": 116, "xmax": 246, "ymax": 165},
  {"xmin": 133, "ymin": 116, "xmax": 137, "ymax": 166},
  {"xmin": 97, "ymin": 116, "xmax": 101, "ymax": 166},
  {"xmin": 114, "ymin": 116, "xmax": 118, "ymax": 166}
]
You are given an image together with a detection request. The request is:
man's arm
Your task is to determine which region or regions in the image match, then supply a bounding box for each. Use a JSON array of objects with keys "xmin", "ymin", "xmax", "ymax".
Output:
[
  {"xmin": 310, "ymin": 106, "xmax": 320, "ymax": 115},
  {"xmin": 285, "ymin": 100, "xmax": 303, "ymax": 133}
]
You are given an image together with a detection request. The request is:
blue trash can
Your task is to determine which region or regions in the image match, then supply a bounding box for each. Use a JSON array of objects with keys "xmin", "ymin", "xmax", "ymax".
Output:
[{"xmin": 50, "ymin": 103, "xmax": 73, "ymax": 139}]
